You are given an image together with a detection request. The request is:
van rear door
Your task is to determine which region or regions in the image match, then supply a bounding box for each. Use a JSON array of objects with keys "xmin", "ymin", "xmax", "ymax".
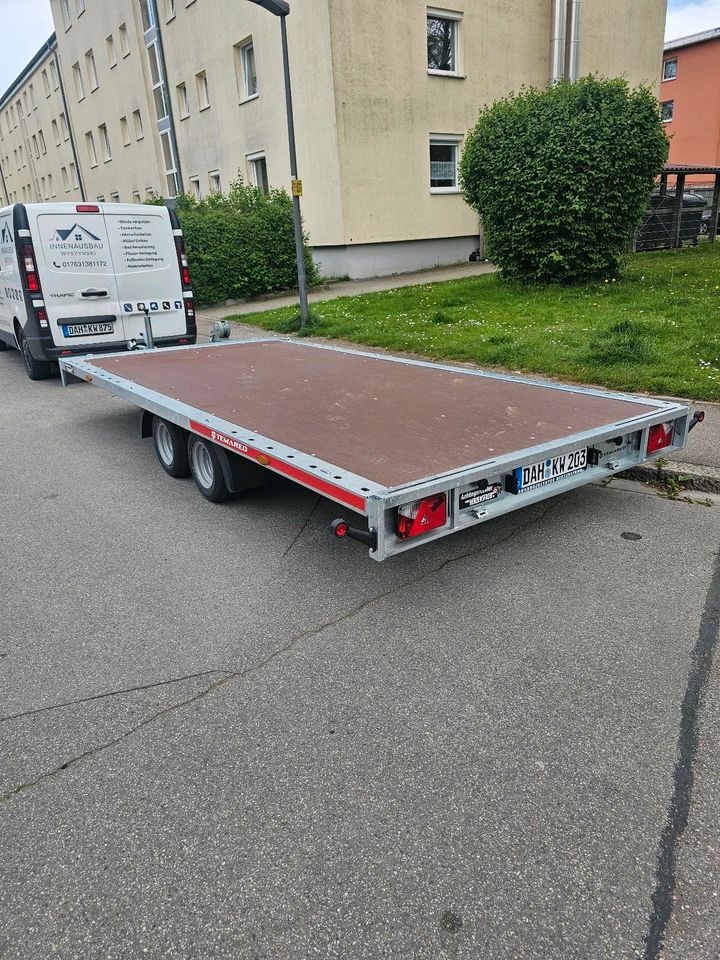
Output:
[
  {"xmin": 28, "ymin": 203, "xmax": 126, "ymax": 350},
  {"xmin": 103, "ymin": 206, "xmax": 187, "ymax": 342}
]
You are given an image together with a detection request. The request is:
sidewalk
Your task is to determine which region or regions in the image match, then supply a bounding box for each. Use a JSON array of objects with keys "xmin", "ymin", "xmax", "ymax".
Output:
[
  {"xmin": 197, "ymin": 259, "xmax": 496, "ymax": 322},
  {"xmin": 196, "ymin": 271, "xmax": 720, "ymax": 491}
]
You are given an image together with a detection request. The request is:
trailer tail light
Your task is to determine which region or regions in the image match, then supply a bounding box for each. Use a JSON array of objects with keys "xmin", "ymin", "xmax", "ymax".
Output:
[
  {"xmin": 396, "ymin": 493, "xmax": 447, "ymax": 540},
  {"xmin": 175, "ymin": 237, "xmax": 191, "ymax": 288},
  {"xmin": 647, "ymin": 421, "xmax": 675, "ymax": 454},
  {"xmin": 20, "ymin": 243, "xmax": 40, "ymax": 293}
]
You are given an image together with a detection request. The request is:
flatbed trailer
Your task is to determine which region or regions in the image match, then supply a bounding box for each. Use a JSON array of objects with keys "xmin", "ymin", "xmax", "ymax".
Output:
[{"xmin": 60, "ymin": 338, "xmax": 701, "ymax": 561}]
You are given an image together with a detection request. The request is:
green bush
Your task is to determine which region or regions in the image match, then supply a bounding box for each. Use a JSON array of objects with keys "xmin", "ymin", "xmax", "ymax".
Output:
[
  {"xmin": 150, "ymin": 177, "xmax": 317, "ymax": 306},
  {"xmin": 460, "ymin": 77, "xmax": 669, "ymax": 284}
]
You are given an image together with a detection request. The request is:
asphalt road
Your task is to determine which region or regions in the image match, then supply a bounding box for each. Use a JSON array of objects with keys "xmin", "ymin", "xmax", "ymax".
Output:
[{"xmin": 1, "ymin": 345, "xmax": 718, "ymax": 960}]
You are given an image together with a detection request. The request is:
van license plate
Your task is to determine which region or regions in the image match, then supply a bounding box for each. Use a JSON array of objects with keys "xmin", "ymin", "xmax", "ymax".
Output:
[
  {"xmin": 63, "ymin": 322, "xmax": 114, "ymax": 337},
  {"xmin": 514, "ymin": 448, "xmax": 588, "ymax": 492}
]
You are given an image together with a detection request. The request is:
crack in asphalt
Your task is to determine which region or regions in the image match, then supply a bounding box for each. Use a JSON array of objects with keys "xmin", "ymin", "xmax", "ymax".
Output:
[
  {"xmin": 1, "ymin": 503, "xmax": 553, "ymax": 804},
  {"xmin": 642, "ymin": 547, "xmax": 720, "ymax": 960},
  {"xmin": 0, "ymin": 670, "xmax": 231, "ymax": 724},
  {"xmin": 282, "ymin": 496, "xmax": 321, "ymax": 558}
]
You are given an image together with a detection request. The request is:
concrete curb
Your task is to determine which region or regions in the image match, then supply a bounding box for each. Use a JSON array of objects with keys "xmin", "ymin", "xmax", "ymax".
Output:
[{"xmin": 622, "ymin": 460, "xmax": 720, "ymax": 495}]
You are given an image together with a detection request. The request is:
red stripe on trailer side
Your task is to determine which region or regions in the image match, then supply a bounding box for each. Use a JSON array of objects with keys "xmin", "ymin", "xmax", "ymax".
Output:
[{"xmin": 189, "ymin": 420, "xmax": 367, "ymax": 512}]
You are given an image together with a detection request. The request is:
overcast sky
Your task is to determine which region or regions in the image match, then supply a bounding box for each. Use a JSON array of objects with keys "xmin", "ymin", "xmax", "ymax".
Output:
[{"xmin": 0, "ymin": 0, "xmax": 718, "ymax": 94}]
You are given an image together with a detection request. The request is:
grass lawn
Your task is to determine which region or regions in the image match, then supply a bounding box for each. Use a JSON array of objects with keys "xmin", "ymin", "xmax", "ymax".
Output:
[{"xmin": 234, "ymin": 243, "xmax": 720, "ymax": 401}]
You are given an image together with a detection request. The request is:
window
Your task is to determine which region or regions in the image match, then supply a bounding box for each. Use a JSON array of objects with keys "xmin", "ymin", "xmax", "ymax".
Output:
[
  {"xmin": 42, "ymin": 69, "xmax": 50, "ymax": 97},
  {"xmin": 209, "ymin": 169, "xmax": 221, "ymax": 193},
  {"xmin": 61, "ymin": 0, "xmax": 71, "ymax": 29},
  {"xmin": 50, "ymin": 60, "xmax": 59, "ymax": 89},
  {"xmin": 48, "ymin": 172, "xmax": 54, "ymax": 197},
  {"xmin": 107, "ymin": 35, "xmax": 117, "ymax": 68},
  {"xmin": 60, "ymin": 112, "xmax": 69, "ymax": 140},
  {"xmin": 165, "ymin": 0, "xmax": 176, "ymax": 19},
  {"xmin": 72, "ymin": 61, "xmax": 85, "ymax": 101},
  {"xmin": 429, "ymin": 135, "xmax": 461, "ymax": 192},
  {"xmin": 160, "ymin": 131, "xmax": 179, "ymax": 194},
  {"xmin": 148, "ymin": 44, "xmax": 169, "ymax": 121},
  {"xmin": 29, "ymin": 84, "xmax": 36, "ymax": 110},
  {"xmin": 247, "ymin": 152, "xmax": 268, "ymax": 193},
  {"xmin": 145, "ymin": 187, "xmax": 155, "ymax": 200},
  {"xmin": 97, "ymin": 195, "xmax": 105, "ymax": 203},
  {"xmin": 133, "ymin": 108, "xmax": 144, "ymax": 140},
  {"xmin": 69, "ymin": 162, "xmax": 78, "ymax": 188},
  {"xmin": 40, "ymin": 176, "xmax": 46, "ymax": 199},
  {"xmin": 99, "ymin": 123, "xmax": 112, "ymax": 161},
  {"xmin": 119, "ymin": 23, "xmax": 130, "ymax": 57},
  {"xmin": 110, "ymin": 191, "xmax": 120, "ymax": 202},
  {"xmin": 196, "ymin": 70, "xmax": 210, "ymax": 110},
  {"xmin": 76, "ymin": 0, "xmax": 85, "ymax": 13},
  {"xmin": 120, "ymin": 115, "xmax": 130, "ymax": 145},
  {"xmin": 18, "ymin": 145, "xmax": 24, "ymax": 167},
  {"xmin": 132, "ymin": 190, "xmax": 141, "ymax": 203},
  {"xmin": 52, "ymin": 118, "xmax": 60, "ymax": 145},
  {"xmin": 140, "ymin": 0, "xmax": 155, "ymax": 31},
  {"xmin": 31, "ymin": 135, "xmax": 39, "ymax": 159},
  {"xmin": 427, "ymin": 8, "xmax": 461, "ymax": 74},
  {"xmin": 176, "ymin": 82, "xmax": 189, "ymax": 118},
  {"xmin": 39, "ymin": 131, "xmax": 46, "ymax": 154},
  {"xmin": 237, "ymin": 40, "xmax": 258, "ymax": 100},
  {"xmin": 85, "ymin": 50, "xmax": 98, "ymax": 91},
  {"xmin": 23, "ymin": 92, "xmax": 30, "ymax": 117},
  {"xmin": 86, "ymin": 130, "xmax": 97, "ymax": 166},
  {"xmin": 189, "ymin": 175, "xmax": 201, "ymax": 200},
  {"xmin": 61, "ymin": 166, "xmax": 70, "ymax": 191},
  {"xmin": 661, "ymin": 100, "xmax": 674, "ymax": 123},
  {"xmin": 663, "ymin": 58, "xmax": 677, "ymax": 81}
]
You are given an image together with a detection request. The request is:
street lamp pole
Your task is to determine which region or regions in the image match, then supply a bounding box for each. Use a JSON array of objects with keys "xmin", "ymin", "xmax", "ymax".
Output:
[{"xmin": 248, "ymin": 0, "xmax": 309, "ymax": 330}]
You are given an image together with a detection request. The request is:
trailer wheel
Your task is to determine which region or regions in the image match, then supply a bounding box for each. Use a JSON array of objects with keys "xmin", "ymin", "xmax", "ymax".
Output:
[
  {"xmin": 18, "ymin": 329, "xmax": 52, "ymax": 381},
  {"xmin": 152, "ymin": 417, "xmax": 190, "ymax": 478},
  {"xmin": 188, "ymin": 435, "xmax": 230, "ymax": 503}
]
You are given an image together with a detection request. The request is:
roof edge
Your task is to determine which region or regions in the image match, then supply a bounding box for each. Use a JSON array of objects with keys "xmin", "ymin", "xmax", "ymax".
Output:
[
  {"xmin": 664, "ymin": 26, "xmax": 720, "ymax": 52},
  {"xmin": 0, "ymin": 34, "xmax": 57, "ymax": 112}
]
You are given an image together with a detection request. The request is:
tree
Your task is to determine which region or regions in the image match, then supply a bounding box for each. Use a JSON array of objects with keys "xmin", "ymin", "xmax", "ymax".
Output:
[{"xmin": 460, "ymin": 77, "xmax": 669, "ymax": 284}]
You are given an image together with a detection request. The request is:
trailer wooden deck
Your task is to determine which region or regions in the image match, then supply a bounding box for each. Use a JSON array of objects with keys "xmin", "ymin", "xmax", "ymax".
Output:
[{"xmin": 90, "ymin": 339, "xmax": 660, "ymax": 489}]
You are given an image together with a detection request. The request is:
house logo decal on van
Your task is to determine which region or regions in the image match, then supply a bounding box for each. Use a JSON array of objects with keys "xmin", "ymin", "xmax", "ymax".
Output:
[
  {"xmin": 0, "ymin": 224, "xmax": 12, "ymax": 244},
  {"xmin": 50, "ymin": 224, "xmax": 103, "ymax": 245}
]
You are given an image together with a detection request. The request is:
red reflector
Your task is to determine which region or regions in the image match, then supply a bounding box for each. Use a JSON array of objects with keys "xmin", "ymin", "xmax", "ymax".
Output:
[
  {"xmin": 396, "ymin": 493, "xmax": 447, "ymax": 540},
  {"xmin": 61, "ymin": 350, "xmax": 72, "ymax": 356},
  {"xmin": 179, "ymin": 338, "xmax": 188, "ymax": 344},
  {"xmin": 76, "ymin": 204, "xmax": 100, "ymax": 212},
  {"xmin": 333, "ymin": 521, "xmax": 349, "ymax": 539},
  {"xmin": 647, "ymin": 422, "xmax": 674, "ymax": 454}
]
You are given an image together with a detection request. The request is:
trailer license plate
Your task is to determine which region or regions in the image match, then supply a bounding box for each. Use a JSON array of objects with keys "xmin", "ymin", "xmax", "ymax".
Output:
[
  {"xmin": 63, "ymin": 321, "xmax": 114, "ymax": 337},
  {"xmin": 515, "ymin": 448, "xmax": 588, "ymax": 492}
]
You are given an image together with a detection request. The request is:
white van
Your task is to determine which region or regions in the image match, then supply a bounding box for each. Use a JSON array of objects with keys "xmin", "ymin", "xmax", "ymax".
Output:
[{"xmin": 0, "ymin": 201, "xmax": 196, "ymax": 379}]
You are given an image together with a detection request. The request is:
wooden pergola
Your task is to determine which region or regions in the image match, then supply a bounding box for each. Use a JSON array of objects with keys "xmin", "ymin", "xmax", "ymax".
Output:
[{"xmin": 657, "ymin": 163, "xmax": 720, "ymax": 245}]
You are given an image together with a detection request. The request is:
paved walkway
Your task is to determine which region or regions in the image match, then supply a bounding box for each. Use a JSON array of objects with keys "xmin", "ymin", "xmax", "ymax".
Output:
[{"xmin": 197, "ymin": 260, "xmax": 496, "ymax": 322}]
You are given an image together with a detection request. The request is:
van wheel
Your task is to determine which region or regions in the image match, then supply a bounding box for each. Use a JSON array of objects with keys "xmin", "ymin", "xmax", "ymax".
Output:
[
  {"xmin": 188, "ymin": 435, "xmax": 230, "ymax": 503},
  {"xmin": 19, "ymin": 329, "xmax": 52, "ymax": 381},
  {"xmin": 152, "ymin": 416, "xmax": 190, "ymax": 478}
]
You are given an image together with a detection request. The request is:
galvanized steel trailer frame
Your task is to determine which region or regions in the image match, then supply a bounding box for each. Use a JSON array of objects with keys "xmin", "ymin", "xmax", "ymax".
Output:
[{"xmin": 60, "ymin": 338, "xmax": 693, "ymax": 562}]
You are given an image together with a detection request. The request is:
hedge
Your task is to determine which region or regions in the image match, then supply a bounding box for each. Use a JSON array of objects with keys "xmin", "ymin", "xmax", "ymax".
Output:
[
  {"xmin": 460, "ymin": 76, "xmax": 669, "ymax": 284},
  {"xmin": 150, "ymin": 178, "xmax": 318, "ymax": 306}
]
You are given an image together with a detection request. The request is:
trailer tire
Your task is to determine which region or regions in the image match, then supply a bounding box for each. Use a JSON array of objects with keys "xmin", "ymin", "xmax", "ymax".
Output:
[
  {"xmin": 18, "ymin": 329, "xmax": 52, "ymax": 381},
  {"xmin": 188, "ymin": 435, "xmax": 230, "ymax": 503},
  {"xmin": 152, "ymin": 417, "xmax": 190, "ymax": 478}
]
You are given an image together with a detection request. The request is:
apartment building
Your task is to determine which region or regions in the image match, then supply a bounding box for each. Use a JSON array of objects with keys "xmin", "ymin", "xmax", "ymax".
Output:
[
  {"xmin": 1, "ymin": 0, "xmax": 667, "ymax": 278},
  {"xmin": 660, "ymin": 28, "xmax": 720, "ymax": 184},
  {"xmin": 0, "ymin": 37, "xmax": 81, "ymax": 205}
]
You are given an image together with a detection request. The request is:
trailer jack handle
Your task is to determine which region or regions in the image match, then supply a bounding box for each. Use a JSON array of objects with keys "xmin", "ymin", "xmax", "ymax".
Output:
[
  {"xmin": 689, "ymin": 410, "xmax": 705, "ymax": 432},
  {"xmin": 331, "ymin": 519, "xmax": 377, "ymax": 551}
]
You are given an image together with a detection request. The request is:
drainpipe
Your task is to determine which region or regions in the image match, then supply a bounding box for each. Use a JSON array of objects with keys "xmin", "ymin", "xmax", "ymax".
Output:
[
  {"xmin": 550, "ymin": 0, "xmax": 567, "ymax": 83},
  {"xmin": 54, "ymin": 46, "xmax": 87, "ymax": 200},
  {"xmin": 566, "ymin": 0, "xmax": 583, "ymax": 82}
]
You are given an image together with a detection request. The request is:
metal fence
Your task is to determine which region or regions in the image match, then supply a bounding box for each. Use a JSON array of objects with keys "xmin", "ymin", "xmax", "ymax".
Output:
[{"xmin": 633, "ymin": 169, "xmax": 720, "ymax": 252}]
